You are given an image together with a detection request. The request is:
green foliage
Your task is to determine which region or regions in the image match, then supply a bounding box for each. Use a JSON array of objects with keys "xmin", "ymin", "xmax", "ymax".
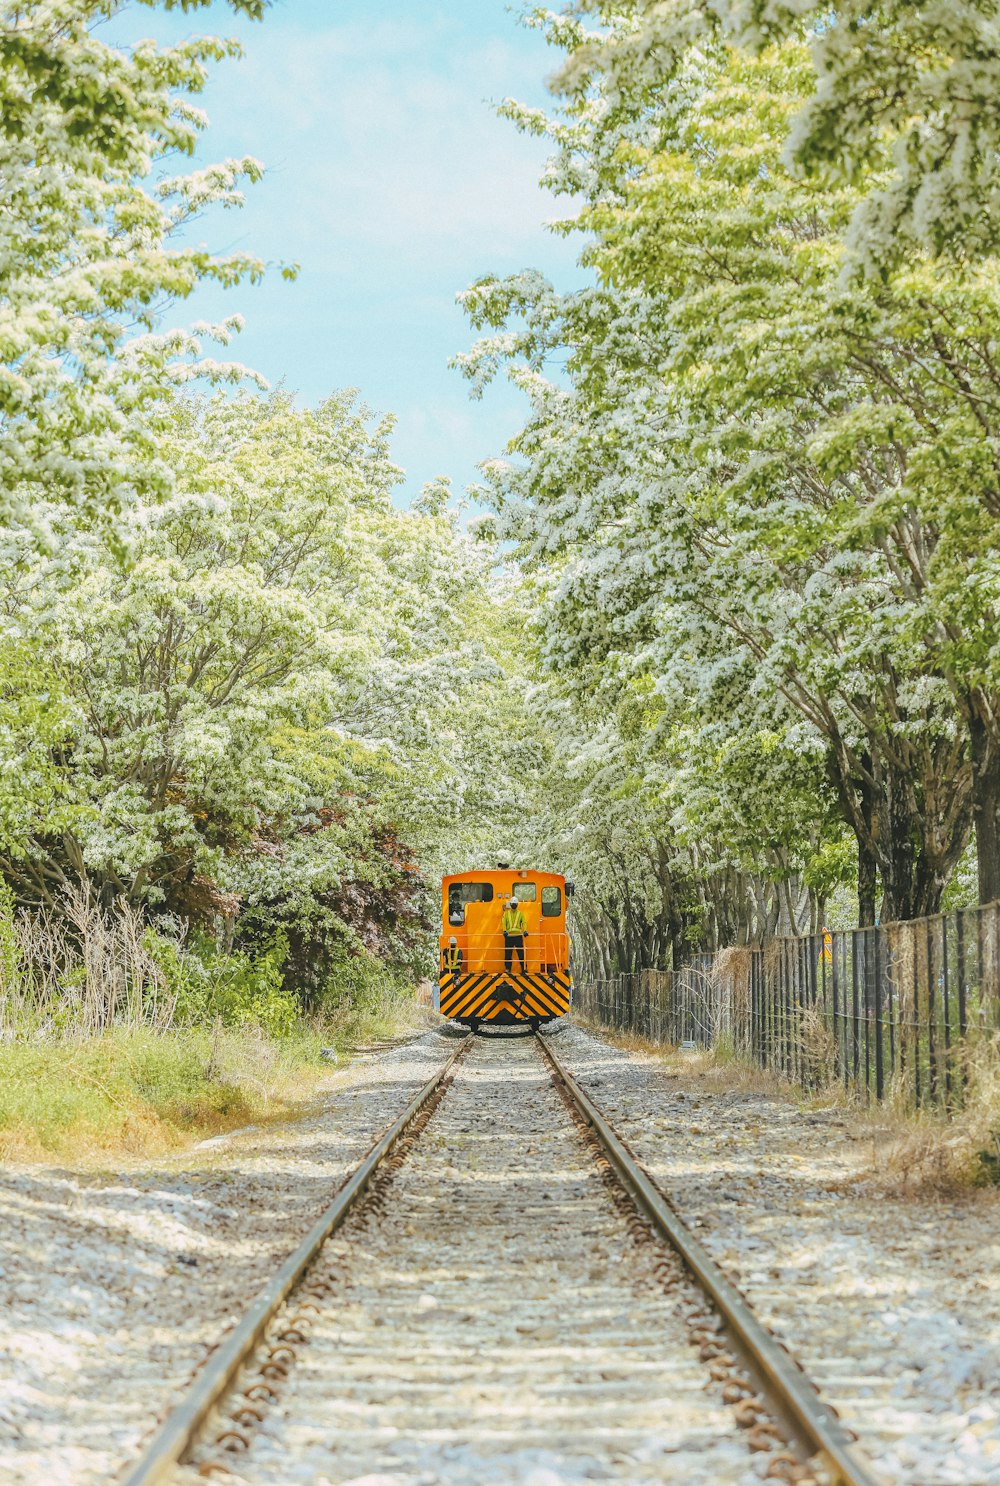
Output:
[
  {"xmin": 0, "ymin": 876, "xmax": 20, "ymax": 1004},
  {"xmin": 316, "ymin": 942, "xmax": 414, "ymax": 1015},
  {"xmin": 146, "ymin": 931, "xmax": 298, "ymax": 1040},
  {"xmin": 460, "ymin": 13, "xmax": 1000, "ymax": 933},
  {"xmin": 0, "ymin": 384, "xmax": 534, "ymax": 985},
  {"xmin": 0, "ymin": 0, "xmax": 279, "ymax": 529},
  {"xmin": 0, "ymin": 0, "xmax": 554, "ymax": 1021}
]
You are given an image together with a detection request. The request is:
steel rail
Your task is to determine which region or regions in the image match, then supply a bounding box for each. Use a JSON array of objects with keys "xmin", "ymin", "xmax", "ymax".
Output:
[
  {"xmin": 119, "ymin": 1034, "xmax": 473, "ymax": 1486},
  {"xmin": 536, "ymin": 1032, "xmax": 884, "ymax": 1486}
]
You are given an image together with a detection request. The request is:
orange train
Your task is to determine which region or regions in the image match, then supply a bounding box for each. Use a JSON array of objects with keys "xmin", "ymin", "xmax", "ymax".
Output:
[{"xmin": 436, "ymin": 867, "xmax": 573, "ymax": 1029}]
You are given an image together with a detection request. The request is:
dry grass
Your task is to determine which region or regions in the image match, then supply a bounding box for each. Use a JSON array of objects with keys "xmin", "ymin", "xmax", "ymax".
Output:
[
  {"xmin": 581, "ymin": 1013, "xmax": 1000, "ymax": 1193},
  {"xmin": 0, "ymin": 1024, "xmax": 316, "ymax": 1163},
  {"xmin": 320, "ymin": 983, "xmax": 430, "ymax": 1050},
  {"xmin": 576, "ymin": 1015, "xmax": 802, "ymax": 1101},
  {"xmin": 0, "ymin": 888, "xmax": 176, "ymax": 1040},
  {"xmin": 0, "ymin": 883, "xmax": 431, "ymax": 1162},
  {"xmin": 852, "ymin": 1034, "xmax": 1000, "ymax": 1193},
  {"xmin": 710, "ymin": 945, "xmax": 754, "ymax": 1049}
]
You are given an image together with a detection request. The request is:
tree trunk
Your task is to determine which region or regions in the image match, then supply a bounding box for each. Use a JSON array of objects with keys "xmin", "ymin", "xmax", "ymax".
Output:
[
  {"xmin": 858, "ymin": 839, "xmax": 877, "ymax": 927},
  {"xmin": 971, "ymin": 710, "xmax": 1000, "ymax": 906},
  {"xmin": 857, "ymin": 757, "xmax": 878, "ymax": 927},
  {"xmin": 669, "ymin": 918, "xmax": 686, "ymax": 973},
  {"xmin": 878, "ymin": 769, "xmax": 917, "ymax": 923}
]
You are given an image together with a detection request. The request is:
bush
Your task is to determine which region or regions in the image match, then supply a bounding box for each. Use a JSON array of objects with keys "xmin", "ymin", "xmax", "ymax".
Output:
[
  {"xmin": 318, "ymin": 943, "xmax": 412, "ymax": 1007},
  {"xmin": 0, "ymin": 889, "xmax": 179, "ymax": 1038},
  {"xmin": 146, "ymin": 930, "xmax": 299, "ymax": 1039},
  {"xmin": 308, "ymin": 943, "xmax": 422, "ymax": 1048},
  {"xmin": 0, "ymin": 884, "xmax": 304, "ymax": 1042}
]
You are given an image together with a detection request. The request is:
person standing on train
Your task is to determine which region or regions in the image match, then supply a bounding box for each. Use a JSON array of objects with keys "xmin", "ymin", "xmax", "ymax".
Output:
[
  {"xmin": 443, "ymin": 937, "xmax": 463, "ymax": 979},
  {"xmin": 502, "ymin": 896, "xmax": 527, "ymax": 974}
]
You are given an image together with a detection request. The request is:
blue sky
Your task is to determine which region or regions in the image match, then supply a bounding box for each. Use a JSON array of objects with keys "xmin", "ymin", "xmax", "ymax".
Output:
[{"xmin": 116, "ymin": 0, "xmax": 584, "ymax": 503}]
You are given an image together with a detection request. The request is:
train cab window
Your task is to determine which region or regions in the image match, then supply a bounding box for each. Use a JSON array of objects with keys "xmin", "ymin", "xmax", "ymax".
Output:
[
  {"xmin": 541, "ymin": 886, "xmax": 562, "ymax": 917},
  {"xmin": 511, "ymin": 882, "xmax": 536, "ymax": 902},
  {"xmin": 447, "ymin": 881, "xmax": 494, "ymax": 925}
]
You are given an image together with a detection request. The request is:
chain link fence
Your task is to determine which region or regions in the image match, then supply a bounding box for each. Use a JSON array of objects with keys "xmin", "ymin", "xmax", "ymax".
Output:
[{"xmin": 574, "ymin": 902, "xmax": 1000, "ymax": 1108}]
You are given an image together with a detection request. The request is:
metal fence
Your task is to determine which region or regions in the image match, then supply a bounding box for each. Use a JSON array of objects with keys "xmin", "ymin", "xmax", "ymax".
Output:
[{"xmin": 575, "ymin": 902, "xmax": 1000, "ymax": 1108}]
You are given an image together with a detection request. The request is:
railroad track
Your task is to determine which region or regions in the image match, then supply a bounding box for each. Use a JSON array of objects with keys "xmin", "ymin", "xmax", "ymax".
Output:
[{"xmin": 120, "ymin": 1030, "xmax": 882, "ymax": 1486}]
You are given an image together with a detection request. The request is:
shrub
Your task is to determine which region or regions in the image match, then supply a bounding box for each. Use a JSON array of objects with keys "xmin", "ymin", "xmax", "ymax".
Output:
[
  {"xmin": 0, "ymin": 879, "xmax": 23, "ymax": 1036},
  {"xmin": 145, "ymin": 931, "xmax": 299, "ymax": 1039}
]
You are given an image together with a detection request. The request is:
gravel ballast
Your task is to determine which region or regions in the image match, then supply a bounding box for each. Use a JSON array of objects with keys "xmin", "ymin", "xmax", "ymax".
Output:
[
  {"xmin": 555, "ymin": 1022, "xmax": 1000, "ymax": 1486},
  {"xmin": 3, "ymin": 1019, "xmax": 998, "ymax": 1486},
  {"xmin": 185, "ymin": 1032, "xmax": 780, "ymax": 1486}
]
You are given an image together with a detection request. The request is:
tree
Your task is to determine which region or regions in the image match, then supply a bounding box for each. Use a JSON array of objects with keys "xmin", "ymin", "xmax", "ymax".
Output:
[
  {"xmin": 0, "ymin": 381, "xmax": 554, "ymax": 991},
  {"xmin": 462, "ymin": 19, "xmax": 1000, "ymax": 924},
  {"xmin": 0, "ymin": 0, "xmax": 275, "ymax": 533},
  {"xmin": 527, "ymin": 0, "xmax": 1000, "ymax": 266}
]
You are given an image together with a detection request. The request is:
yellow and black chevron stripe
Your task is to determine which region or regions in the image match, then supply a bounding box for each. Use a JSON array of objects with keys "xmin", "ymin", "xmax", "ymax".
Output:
[{"xmin": 438, "ymin": 969, "xmax": 571, "ymax": 1023}]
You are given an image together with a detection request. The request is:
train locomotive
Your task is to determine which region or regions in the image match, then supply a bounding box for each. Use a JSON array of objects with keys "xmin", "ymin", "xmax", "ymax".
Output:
[{"xmin": 436, "ymin": 867, "xmax": 573, "ymax": 1029}]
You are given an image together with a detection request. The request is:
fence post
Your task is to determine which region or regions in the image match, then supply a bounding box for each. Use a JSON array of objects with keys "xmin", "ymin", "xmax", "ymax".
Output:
[
  {"xmin": 926, "ymin": 916, "xmax": 938, "ymax": 1106},
  {"xmin": 913, "ymin": 928, "xmax": 921, "ymax": 1110},
  {"xmin": 830, "ymin": 931, "xmax": 841, "ymax": 1084},
  {"xmin": 942, "ymin": 915, "xmax": 953, "ymax": 1108},
  {"xmin": 781, "ymin": 939, "xmax": 791, "ymax": 1076},
  {"xmin": 750, "ymin": 948, "xmax": 759, "ymax": 1068}
]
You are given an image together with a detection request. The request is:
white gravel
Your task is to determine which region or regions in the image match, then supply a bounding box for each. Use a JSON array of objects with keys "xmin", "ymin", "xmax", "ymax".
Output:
[
  {"xmin": 0, "ymin": 1031, "xmax": 454, "ymax": 1486},
  {"xmin": 555, "ymin": 1023, "xmax": 1000, "ymax": 1486}
]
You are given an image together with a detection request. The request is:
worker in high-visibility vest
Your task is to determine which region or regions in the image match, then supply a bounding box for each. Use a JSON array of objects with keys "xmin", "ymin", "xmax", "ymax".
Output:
[
  {"xmin": 502, "ymin": 897, "xmax": 528, "ymax": 975},
  {"xmin": 443, "ymin": 937, "xmax": 463, "ymax": 977}
]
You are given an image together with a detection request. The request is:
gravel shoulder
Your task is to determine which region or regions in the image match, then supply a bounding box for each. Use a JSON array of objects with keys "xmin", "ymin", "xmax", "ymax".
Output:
[
  {"xmin": 556, "ymin": 1022, "xmax": 1000, "ymax": 1486},
  {"xmin": 0, "ymin": 1029, "xmax": 457, "ymax": 1486}
]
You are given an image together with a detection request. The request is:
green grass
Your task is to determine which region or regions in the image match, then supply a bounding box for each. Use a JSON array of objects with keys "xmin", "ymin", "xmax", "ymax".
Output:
[
  {"xmin": 0, "ymin": 1023, "xmax": 323, "ymax": 1160},
  {"xmin": 0, "ymin": 988, "xmax": 430, "ymax": 1162}
]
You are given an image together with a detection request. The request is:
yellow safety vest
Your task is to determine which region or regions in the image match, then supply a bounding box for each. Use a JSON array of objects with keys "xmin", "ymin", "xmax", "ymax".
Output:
[
  {"xmin": 443, "ymin": 946, "xmax": 462, "ymax": 970},
  {"xmin": 502, "ymin": 907, "xmax": 527, "ymax": 935}
]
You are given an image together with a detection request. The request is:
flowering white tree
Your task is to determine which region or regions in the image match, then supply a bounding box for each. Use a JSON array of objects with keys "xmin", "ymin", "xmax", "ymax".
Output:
[
  {"xmin": 0, "ymin": 0, "xmax": 275, "ymax": 535},
  {"xmin": 462, "ymin": 18, "xmax": 1000, "ymax": 927},
  {"xmin": 0, "ymin": 381, "xmax": 547, "ymax": 991},
  {"xmin": 0, "ymin": 1, "xmax": 560, "ymax": 997},
  {"xmin": 529, "ymin": 0, "xmax": 1000, "ymax": 266}
]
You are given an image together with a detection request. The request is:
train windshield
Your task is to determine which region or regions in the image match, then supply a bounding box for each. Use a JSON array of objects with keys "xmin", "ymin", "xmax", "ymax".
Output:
[{"xmin": 447, "ymin": 881, "xmax": 494, "ymax": 924}]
